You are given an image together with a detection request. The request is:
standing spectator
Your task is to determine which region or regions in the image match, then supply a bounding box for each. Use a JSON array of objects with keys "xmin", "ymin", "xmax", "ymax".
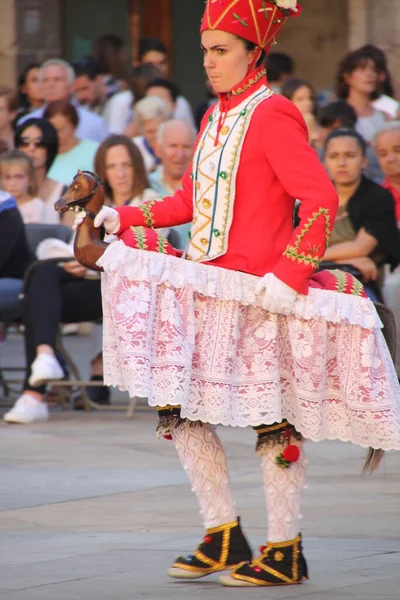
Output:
[
  {"xmin": 336, "ymin": 48, "xmax": 387, "ymax": 144},
  {"xmin": 0, "ymin": 190, "xmax": 34, "ymax": 322},
  {"xmin": 0, "ymin": 86, "xmax": 18, "ymax": 151},
  {"xmin": 132, "ymin": 97, "xmax": 172, "ymax": 173},
  {"xmin": 106, "ymin": 63, "xmax": 162, "ymax": 136},
  {"xmin": 318, "ymin": 101, "xmax": 357, "ymax": 146},
  {"xmin": 14, "ymin": 118, "xmax": 68, "ymax": 224},
  {"xmin": 18, "ymin": 59, "xmax": 108, "ymax": 143},
  {"xmin": 92, "ymin": 34, "xmax": 128, "ymax": 96},
  {"xmin": 360, "ymin": 44, "xmax": 400, "ymax": 119},
  {"xmin": 264, "ymin": 52, "xmax": 294, "ymax": 93},
  {"xmin": 375, "ymin": 122, "xmax": 400, "ymax": 224},
  {"xmin": 0, "ymin": 150, "xmax": 46, "ymax": 224},
  {"xmin": 138, "ymin": 38, "xmax": 196, "ymax": 129},
  {"xmin": 149, "ymin": 119, "xmax": 195, "ymax": 248},
  {"xmin": 16, "ymin": 63, "xmax": 44, "ymax": 121},
  {"xmin": 71, "ymin": 58, "xmax": 107, "ymax": 115},
  {"xmin": 43, "ymin": 100, "xmax": 98, "ymax": 186}
]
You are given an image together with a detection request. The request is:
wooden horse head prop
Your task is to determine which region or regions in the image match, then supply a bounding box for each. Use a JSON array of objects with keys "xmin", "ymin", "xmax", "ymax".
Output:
[{"xmin": 55, "ymin": 170, "xmax": 107, "ymax": 272}]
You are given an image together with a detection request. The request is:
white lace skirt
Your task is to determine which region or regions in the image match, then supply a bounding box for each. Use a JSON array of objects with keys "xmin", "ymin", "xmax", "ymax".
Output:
[{"xmin": 98, "ymin": 241, "xmax": 400, "ymax": 451}]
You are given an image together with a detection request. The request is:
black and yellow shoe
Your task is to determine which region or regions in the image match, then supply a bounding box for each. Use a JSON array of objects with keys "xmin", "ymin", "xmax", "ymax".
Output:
[
  {"xmin": 168, "ymin": 518, "xmax": 252, "ymax": 580},
  {"xmin": 219, "ymin": 534, "xmax": 308, "ymax": 587}
]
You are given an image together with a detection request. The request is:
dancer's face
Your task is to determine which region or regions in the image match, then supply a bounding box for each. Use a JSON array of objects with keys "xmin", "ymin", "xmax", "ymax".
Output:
[{"xmin": 201, "ymin": 30, "xmax": 256, "ymax": 94}]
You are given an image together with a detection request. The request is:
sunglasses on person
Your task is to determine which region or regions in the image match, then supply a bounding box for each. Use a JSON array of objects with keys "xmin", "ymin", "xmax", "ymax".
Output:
[{"xmin": 18, "ymin": 136, "xmax": 46, "ymax": 149}]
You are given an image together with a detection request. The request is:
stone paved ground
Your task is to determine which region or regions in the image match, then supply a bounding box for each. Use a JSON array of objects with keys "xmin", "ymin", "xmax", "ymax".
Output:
[{"xmin": 0, "ymin": 330, "xmax": 399, "ymax": 600}]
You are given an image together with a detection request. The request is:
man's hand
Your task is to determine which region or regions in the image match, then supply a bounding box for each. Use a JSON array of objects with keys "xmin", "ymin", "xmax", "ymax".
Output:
[
  {"xmin": 62, "ymin": 260, "xmax": 87, "ymax": 278},
  {"xmin": 337, "ymin": 257, "xmax": 377, "ymax": 282},
  {"xmin": 255, "ymin": 273, "xmax": 298, "ymax": 315}
]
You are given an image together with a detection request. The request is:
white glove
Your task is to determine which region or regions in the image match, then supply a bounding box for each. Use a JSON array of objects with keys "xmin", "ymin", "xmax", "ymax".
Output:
[
  {"xmin": 255, "ymin": 273, "xmax": 298, "ymax": 315},
  {"xmin": 72, "ymin": 210, "xmax": 87, "ymax": 231}
]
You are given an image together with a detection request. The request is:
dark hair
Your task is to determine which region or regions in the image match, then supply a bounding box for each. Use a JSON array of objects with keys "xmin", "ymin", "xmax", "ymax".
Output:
[
  {"xmin": 138, "ymin": 38, "xmax": 167, "ymax": 61},
  {"xmin": 94, "ymin": 134, "xmax": 149, "ymax": 202},
  {"xmin": 240, "ymin": 39, "xmax": 265, "ymax": 68},
  {"xmin": 324, "ymin": 128, "xmax": 367, "ymax": 157},
  {"xmin": 336, "ymin": 48, "xmax": 377, "ymax": 100},
  {"xmin": 265, "ymin": 52, "xmax": 294, "ymax": 81},
  {"xmin": 92, "ymin": 34, "xmax": 127, "ymax": 81},
  {"xmin": 130, "ymin": 63, "xmax": 163, "ymax": 105},
  {"xmin": 14, "ymin": 117, "xmax": 59, "ymax": 172},
  {"xmin": 72, "ymin": 57, "xmax": 101, "ymax": 81},
  {"xmin": 319, "ymin": 101, "xmax": 357, "ymax": 129},
  {"xmin": 17, "ymin": 62, "xmax": 41, "ymax": 110},
  {"xmin": 281, "ymin": 78, "xmax": 314, "ymax": 103},
  {"xmin": 146, "ymin": 78, "xmax": 180, "ymax": 103},
  {"xmin": 359, "ymin": 44, "xmax": 395, "ymax": 99},
  {"xmin": 43, "ymin": 99, "xmax": 79, "ymax": 128}
]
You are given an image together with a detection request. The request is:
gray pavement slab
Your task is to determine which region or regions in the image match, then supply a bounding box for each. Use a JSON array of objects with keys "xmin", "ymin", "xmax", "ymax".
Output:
[{"xmin": 1, "ymin": 329, "xmax": 400, "ymax": 599}]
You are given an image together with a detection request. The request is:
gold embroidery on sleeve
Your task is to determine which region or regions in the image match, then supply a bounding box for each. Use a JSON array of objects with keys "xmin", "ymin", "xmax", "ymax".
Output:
[
  {"xmin": 283, "ymin": 207, "xmax": 331, "ymax": 268},
  {"xmin": 139, "ymin": 200, "xmax": 156, "ymax": 228}
]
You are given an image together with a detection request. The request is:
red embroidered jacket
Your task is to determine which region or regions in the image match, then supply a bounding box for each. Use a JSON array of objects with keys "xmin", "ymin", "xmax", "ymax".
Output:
[{"xmin": 115, "ymin": 70, "xmax": 338, "ymax": 295}]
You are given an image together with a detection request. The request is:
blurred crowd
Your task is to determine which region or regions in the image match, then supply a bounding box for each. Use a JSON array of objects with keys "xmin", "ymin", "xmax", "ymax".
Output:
[{"xmin": 0, "ymin": 34, "xmax": 399, "ymax": 424}]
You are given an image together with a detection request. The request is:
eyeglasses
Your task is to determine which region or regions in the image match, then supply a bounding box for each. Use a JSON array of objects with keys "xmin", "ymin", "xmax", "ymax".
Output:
[{"xmin": 18, "ymin": 137, "xmax": 46, "ymax": 149}]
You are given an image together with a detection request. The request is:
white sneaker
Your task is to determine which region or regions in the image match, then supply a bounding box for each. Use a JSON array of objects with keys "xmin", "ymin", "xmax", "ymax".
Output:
[
  {"xmin": 28, "ymin": 353, "xmax": 64, "ymax": 387},
  {"xmin": 3, "ymin": 394, "xmax": 49, "ymax": 424}
]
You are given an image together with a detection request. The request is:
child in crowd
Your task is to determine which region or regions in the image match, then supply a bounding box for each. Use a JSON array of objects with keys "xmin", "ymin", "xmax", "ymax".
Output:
[{"xmin": 0, "ymin": 150, "xmax": 45, "ymax": 224}]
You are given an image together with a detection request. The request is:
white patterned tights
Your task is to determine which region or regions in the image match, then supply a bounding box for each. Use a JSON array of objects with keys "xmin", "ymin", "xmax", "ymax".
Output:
[{"xmin": 172, "ymin": 421, "xmax": 306, "ymax": 541}]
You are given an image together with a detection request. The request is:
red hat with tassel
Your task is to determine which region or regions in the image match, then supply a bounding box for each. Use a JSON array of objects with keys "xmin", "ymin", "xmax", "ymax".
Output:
[{"xmin": 200, "ymin": 0, "xmax": 302, "ymax": 53}]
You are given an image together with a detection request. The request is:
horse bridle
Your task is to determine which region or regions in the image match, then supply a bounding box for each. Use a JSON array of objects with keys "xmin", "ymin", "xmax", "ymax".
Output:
[{"xmin": 60, "ymin": 171, "xmax": 102, "ymax": 220}]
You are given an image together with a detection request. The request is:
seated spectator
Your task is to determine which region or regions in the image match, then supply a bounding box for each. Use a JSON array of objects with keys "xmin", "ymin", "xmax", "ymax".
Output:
[
  {"xmin": 145, "ymin": 78, "xmax": 180, "ymax": 119},
  {"xmin": 0, "ymin": 86, "xmax": 18, "ymax": 151},
  {"xmin": 2, "ymin": 256, "xmax": 105, "ymax": 424},
  {"xmin": 16, "ymin": 63, "xmax": 44, "ymax": 121},
  {"xmin": 72, "ymin": 58, "xmax": 107, "ymax": 115},
  {"xmin": 0, "ymin": 150, "xmax": 46, "ymax": 224},
  {"xmin": 91, "ymin": 33, "xmax": 128, "ymax": 97},
  {"xmin": 264, "ymin": 52, "xmax": 294, "ymax": 93},
  {"xmin": 360, "ymin": 44, "xmax": 400, "ymax": 119},
  {"xmin": 43, "ymin": 100, "xmax": 98, "ymax": 186},
  {"xmin": 18, "ymin": 59, "xmax": 108, "ymax": 143},
  {"xmin": 322, "ymin": 128, "xmax": 400, "ymax": 301},
  {"xmin": 281, "ymin": 78, "xmax": 319, "ymax": 146},
  {"xmin": 0, "ymin": 190, "xmax": 34, "ymax": 322},
  {"xmin": 194, "ymin": 76, "xmax": 217, "ymax": 131},
  {"xmin": 14, "ymin": 118, "xmax": 70, "ymax": 225},
  {"xmin": 374, "ymin": 122, "xmax": 400, "ymax": 224},
  {"xmin": 137, "ymin": 37, "xmax": 196, "ymax": 129},
  {"xmin": 104, "ymin": 63, "xmax": 162, "ymax": 135},
  {"xmin": 132, "ymin": 96, "xmax": 172, "ymax": 173},
  {"xmin": 318, "ymin": 100, "xmax": 357, "ymax": 145},
  {"xmin": 94, "ymin": 133, "xmax": 168, "ymax": 238},
  {"xmin": 373, "ymin": 121, "xmax": 400, "ymax": 375},
  {"xmin": 149, "ymin": 119, "xmax": 195, "ymax": 249}
]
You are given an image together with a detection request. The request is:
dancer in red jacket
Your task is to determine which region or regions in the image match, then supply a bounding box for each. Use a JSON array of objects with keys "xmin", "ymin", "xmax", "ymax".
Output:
[{"xmin": 77, "ymin": 0, "xmax": 400, "ymax": 588}]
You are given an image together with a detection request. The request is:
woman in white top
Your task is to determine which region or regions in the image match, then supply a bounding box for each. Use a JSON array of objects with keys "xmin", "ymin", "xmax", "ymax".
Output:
[
  {"xmin": 0, "ymin": 149, "xmax": 46, "ymax": 224},
  {"xmin": 336, "ymin": 48, "xmax": 389, "ymax": 145},
  {"xmin": 131, "ymin": 96, "xmax": 172, "ymax": 173},
  {"xmin": 94, "ymin": 133, "xmax": 169, "ymax": 239},
  {"xmin": 14, "ymin": 117, "xmax": 70, "ymax": 225},
  {"xmin": 43, "ymin": 100, "xmax": 98, "ymax": 186}
]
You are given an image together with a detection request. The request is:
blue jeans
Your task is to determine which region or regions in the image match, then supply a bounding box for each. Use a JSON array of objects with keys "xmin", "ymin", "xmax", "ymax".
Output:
[{"xmin": 0, "ymin": 278, "xmax": 24, "ymax": 321}]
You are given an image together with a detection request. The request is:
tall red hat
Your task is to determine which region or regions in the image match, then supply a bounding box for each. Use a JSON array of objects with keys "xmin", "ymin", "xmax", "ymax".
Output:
[{"xmin": 200, "ymin": 0, "xmax": 302, "ymax": 53}]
